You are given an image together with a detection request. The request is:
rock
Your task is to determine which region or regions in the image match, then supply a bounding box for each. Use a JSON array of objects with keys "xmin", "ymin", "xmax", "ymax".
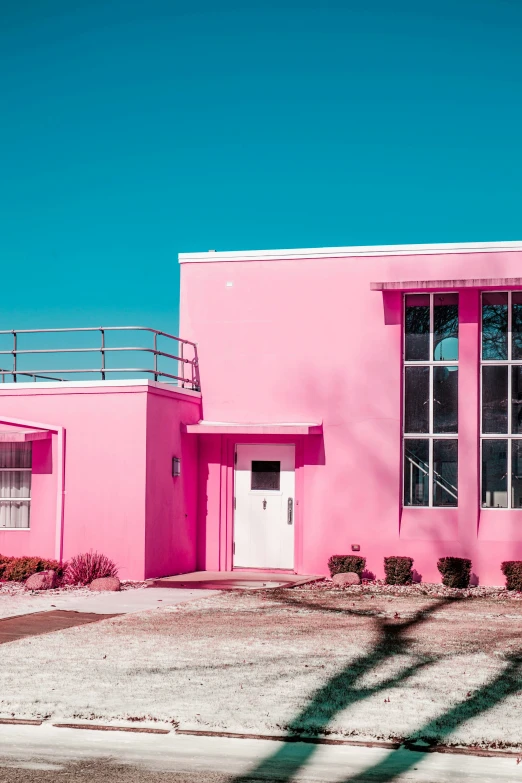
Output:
[
  {"xmin": 25, "ymin": 570, "xmax": 58, "ymax": 591},
  {"xmin": 332, "ymin": 572, "xmax": 360, "ymax": 586},
  {"xmin": 89, "ymin": 577, "xmax": 121, "ymax": 592}
]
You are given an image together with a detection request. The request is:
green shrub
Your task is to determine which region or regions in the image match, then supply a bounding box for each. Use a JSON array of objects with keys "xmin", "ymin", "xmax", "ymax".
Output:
[
  {"xmin": 501, "ymin": 561, "xmax": 522, "ymax": 591},
  {"xmin": 0, "ymin": 556, "xmax": 64, "ymax": 582},
  {"xmin": 328, "ymin": 555, "xmax": 366, "ymax": 577},
  {"xmin": 437, "ymin": 556, "xmax": 472, "ymax": 588},
  {"xmin": 384, "ymin": 556, "xmax": 414, "ymax": 585}
]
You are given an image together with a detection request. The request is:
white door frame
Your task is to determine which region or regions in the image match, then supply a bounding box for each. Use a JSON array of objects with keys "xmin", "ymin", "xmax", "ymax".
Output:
[{"xmin": 233, "ymin": 443, "xmax": 296, "ymax": 570}]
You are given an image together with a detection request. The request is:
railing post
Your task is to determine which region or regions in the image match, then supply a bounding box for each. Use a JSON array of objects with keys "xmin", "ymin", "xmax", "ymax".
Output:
[
  {"xmin": 192, "ymin": 344, "xmax": 200, "ymax": 391},
  {"xmin": 153, "ymin": 332, "xmax": 158, "ymax": 382},
  {"xmin": 180, "ymin": 341, "xmax": 184, "ymax": 388},
  {"xmin": 12, "ymin": 331, "xmax": 17, "ymax": 383},
  {"xmin": 100, "ymin": 328, "xmax": 105, "ymax": 381}
]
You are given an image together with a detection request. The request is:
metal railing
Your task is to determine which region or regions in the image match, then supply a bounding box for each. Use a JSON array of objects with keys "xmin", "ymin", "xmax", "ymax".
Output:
[
  {"xmin": 405, "ymin": 449, "xmax": 458, "ymax": 501},
  {"xmin": 0, "ymin": 327, "xmax": 200, "ymax": 390}
]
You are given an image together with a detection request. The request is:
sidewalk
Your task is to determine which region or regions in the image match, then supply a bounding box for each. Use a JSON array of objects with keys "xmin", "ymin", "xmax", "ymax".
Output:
[
  {"xmin": 0, "ymin": 723, "xmax": 518, "ymax": 782},
  {"xmin": 0, "ymin": 587, "xmax": 218, "ymax": 620}
]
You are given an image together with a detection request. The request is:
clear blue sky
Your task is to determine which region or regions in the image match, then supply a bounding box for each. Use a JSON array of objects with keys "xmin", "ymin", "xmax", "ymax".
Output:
[{"xmin": 2, "ymin": 0, "xmax": 521, "ymax": 335}]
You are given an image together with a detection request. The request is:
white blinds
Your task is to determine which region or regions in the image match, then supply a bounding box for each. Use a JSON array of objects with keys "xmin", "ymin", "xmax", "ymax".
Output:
[{"xmin": 0, "ymin": 443, "xmax": 32, "ymax": 528}]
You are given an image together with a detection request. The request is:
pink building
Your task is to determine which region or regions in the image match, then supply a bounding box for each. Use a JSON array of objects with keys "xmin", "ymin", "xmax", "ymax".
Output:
[{"xmin": 2, "ymin": 241, "xmax": 522, "ymax": 584}]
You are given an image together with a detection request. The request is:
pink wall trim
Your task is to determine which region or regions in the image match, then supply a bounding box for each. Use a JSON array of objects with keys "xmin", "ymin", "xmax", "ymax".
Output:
[{"xmin": 0, "ymin": 415, "xmax": 64, "ymax": 561}]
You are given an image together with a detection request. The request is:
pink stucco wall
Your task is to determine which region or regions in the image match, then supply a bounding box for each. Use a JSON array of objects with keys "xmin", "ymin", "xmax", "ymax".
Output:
[
  {"xmin": 0, "ymin": 382, "xmax": 201, "ymax": 580},
  {"xmin": 180, "ymin": 247, "xmax": 522, "ymax": 586},
  {"xmin": 145, "ymin": 386, "xmax": 201, "ymax": 578}
]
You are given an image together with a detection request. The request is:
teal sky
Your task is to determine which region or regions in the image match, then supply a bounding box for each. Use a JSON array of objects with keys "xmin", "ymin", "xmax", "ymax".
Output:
[{"xmin": 2, "ymin": 0, "xmax": 521, "ymax": 337}]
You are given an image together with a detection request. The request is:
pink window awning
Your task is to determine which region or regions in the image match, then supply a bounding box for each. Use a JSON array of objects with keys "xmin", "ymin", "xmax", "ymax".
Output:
[
  {"xmin": 0, "ymin": 428, "xmax": 51, "ymax": 443},
  {"xmin": 371, "ymin": 277, "xmax": 522, "ymax": 291}
]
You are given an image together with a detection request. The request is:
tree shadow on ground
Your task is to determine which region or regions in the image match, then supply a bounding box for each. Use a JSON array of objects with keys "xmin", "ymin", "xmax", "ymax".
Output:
[{"xmin": 231, "ymin": 591, "xmax": 522, "ymax": 783}]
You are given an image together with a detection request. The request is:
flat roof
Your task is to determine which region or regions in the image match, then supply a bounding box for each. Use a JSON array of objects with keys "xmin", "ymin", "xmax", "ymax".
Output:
[{"xmin": 179, "ymin": 240, "xmax": 522, "ymax": 264}]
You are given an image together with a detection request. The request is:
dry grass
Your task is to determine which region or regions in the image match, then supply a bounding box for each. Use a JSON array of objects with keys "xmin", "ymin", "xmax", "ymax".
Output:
[{"xmin": 1, "ymin": 588, "xmax": 521, "ymax": 748}]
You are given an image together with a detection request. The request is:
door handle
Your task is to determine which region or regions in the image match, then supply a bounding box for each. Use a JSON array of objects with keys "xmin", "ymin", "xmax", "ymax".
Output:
[{"xmin": 287, "ymin": 498, "xmax": 293, "ymax": 525}]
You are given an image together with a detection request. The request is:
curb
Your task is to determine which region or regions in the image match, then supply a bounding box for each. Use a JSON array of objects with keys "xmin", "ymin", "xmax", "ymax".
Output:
[
  {"xmin": 53, "ymin": 723, "xmax": 171, "ymax": 734},
  {"xmin": 1, "ymin": 721, "xmax": 520, "ymax": 759},
  {"xmin": 176, "ymin": 730, "xmax": 401, "ymax": 749},
  {"xmin": 177, "ymin": 729, "xmax": 522, "ymax": 758}
]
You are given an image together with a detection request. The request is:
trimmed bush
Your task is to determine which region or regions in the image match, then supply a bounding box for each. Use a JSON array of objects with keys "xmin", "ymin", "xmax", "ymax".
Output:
[
  {"xmin": 0, "ymin": 556, "xmax": 64, "ymax": 582},
  {"xmin": 437, "ymin": 556, "xmax": 472, "ymax": 588},
  {"xmin": 384, "ymin": 556, "xmax": 414, "ymax": 585},
  {"xmin": 501, "ymin": 561, "xmax": 522, "ymax": 592},
  {"xmin": 328, "ymin": 555, "xmax": 366, "ymax": 578},
  {"xmin": 0, "ymin": 556, "xmax": 12, "ymax": 580},
  {"xmin": 65, "ymin": 551, "xmax": 118, "ymax": 586}
]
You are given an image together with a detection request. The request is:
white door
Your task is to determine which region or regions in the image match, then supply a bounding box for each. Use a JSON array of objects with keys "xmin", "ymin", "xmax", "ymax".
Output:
[{"xmin": 234, "ymin": 444, "xmax": 295, "ymax": 569}]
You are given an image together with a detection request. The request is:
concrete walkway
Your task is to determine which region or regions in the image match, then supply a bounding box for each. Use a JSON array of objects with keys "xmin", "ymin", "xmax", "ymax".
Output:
[
  {"xmin": 149, "ymin": 570, "xmax": 320, "ymax": 590},
  {"xmin": 0, "ymin": 587, "xmax": 218, "ymax": 621},
  {"xmin": 0, "ymin": 723, "xmax": 518, "ymax": 782}
]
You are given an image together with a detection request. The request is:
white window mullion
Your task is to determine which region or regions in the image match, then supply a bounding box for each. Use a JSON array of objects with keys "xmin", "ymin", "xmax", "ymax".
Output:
[
  {"xmin": 428, "ymin": 437, "xmax": 434, "ymax": 507},
  {"xmin": 508, "ymin": 292, "xmax": 513, "ymax": 508},
  {"xmin": 429, "ymin": 295, "xmax": 434, "ymax": 507}
]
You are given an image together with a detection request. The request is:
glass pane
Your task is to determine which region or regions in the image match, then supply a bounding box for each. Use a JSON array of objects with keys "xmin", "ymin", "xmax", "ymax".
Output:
[
  {"xmin": 513, "ymin": 292, "xmax": 522, "ymax": 360},
  {"xmin": 404, "ymin": 366, "xmax": 429, "ymax": 433},
  {"xmin": 403, "ymin": 439, "xmax": 429, "ymax": 506},
  {"xmin": 251, "ymin": 461, "xmax": 280, "ymax": 491},
  {"xmin": 512, "ymin": 366, "xmax": 522, "ymax": 434},
  {"xmin": 0, "ymin": 443, "xmax": 32, "ymax": 469},
  {"xmin": 0, "ymin": 500, "xmax": 30, "ymax": 529},
  {"xmin": 433, "ymin": 366, "xmax": 458, "ymax": 433},
  {"xmin": 482, "ymin": 365, "xmax": 508, "ymax": 434},
  {"xmin": 512, "ymin": 441, "xmax": 522, "ymax": 509},
  {"xmin": 0, "ymin": 471, "xmax": 31, "ymax": 499},
  {"xmin": 405, "ymin": 294, "xmax": 430, "ymax": 361},
  {"xmin": 433, "ymin": 439, "xmax": 458, "ymax": 506},
  {"xmin": 482, "ymin": 292, "xmax": 508, "ymax": 360},
  {"xmin": 482, "ymin": 439, "xmax": 507, "ymax": 508},
  {"xmin": 433, "ymin": 293, "xmax": 458, "ymax": 361}
]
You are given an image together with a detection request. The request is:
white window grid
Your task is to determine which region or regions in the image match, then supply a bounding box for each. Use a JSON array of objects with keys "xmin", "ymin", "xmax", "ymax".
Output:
[
  {"xmin": 480, "ymin": 290, "xmax": 522, "ymax": 509},
  {"xmin": 403, "ymin": 292, "xmax": 458, "ymax": 507}
]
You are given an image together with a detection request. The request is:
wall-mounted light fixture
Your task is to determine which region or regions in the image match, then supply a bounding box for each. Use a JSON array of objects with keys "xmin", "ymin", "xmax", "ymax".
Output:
[
  {"xmin": 351, "ymin": 544, "xmax": 360, "ymax": 552},
  {"xmin": 172, "ymin": 457, "xmax": 181, "ymax": 477}
]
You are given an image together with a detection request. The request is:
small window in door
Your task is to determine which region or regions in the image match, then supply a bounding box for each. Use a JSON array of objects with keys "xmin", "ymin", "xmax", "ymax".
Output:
[{"xmin": 251, "ymin": 461, "xmax": 281, "ymax": 490}]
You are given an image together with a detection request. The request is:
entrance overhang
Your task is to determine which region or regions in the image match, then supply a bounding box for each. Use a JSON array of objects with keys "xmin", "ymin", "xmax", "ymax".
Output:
[{"xmin": 183, "ymin": 421, "xmax": 322, "ymax": 435}]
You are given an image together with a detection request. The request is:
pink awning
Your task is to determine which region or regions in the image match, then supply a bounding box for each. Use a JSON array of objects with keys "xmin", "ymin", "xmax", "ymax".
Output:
[
  {"xmin": 0, "ymin": 428, "xmax": 51, "ymax": 442},
  {"xmin": 371, "ymin": 277, "xmax": 522, "ymax": 291},
  {"xmin": 184, "ymin": 421, "xmax": 322, "ymax": 435}
]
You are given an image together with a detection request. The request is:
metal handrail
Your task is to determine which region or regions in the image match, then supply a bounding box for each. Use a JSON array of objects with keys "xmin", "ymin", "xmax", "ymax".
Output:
[
  {"xmin": 0, "ymin": 326, "xmax": 200, "ymax": 390},
  {"xmin": 405, "ymin": 450, "xmax": 458, "ymax": 500}
]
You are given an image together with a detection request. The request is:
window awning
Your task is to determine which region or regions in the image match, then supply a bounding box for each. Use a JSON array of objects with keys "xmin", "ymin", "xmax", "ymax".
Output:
[
  {"xmin": 184, "ymin": 421, "xmax": 322, "ymax": 435},
  {"xmin": 371, "ymin": 277, "xmax": 522, "ymax": 291},
  {"xmin": 0, "ymin": 428, "xmax": 51, "ymax": 442}
]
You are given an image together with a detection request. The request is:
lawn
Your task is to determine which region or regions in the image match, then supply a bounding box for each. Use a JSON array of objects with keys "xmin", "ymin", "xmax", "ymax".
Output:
[{"xmin": 1, "ymin": 588, "xmax": 521, "ymax": 749}]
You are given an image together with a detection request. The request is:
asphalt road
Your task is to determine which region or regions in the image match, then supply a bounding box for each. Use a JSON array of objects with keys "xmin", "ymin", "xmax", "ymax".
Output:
[{"xmin": 0, "ymin": 724, "xmax": 519, "ymax": 783}]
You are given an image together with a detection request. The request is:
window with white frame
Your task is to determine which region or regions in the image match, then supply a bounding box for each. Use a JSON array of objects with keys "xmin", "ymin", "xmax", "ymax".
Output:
[
  {"xmin": 481, "ymin": 291, "xmax": 522, "ymax": 508},
  {"xmin": 403, "ymin": 293, "xmax": 458, "ymax": 507},
  {"xmin": 0, "ymin": 443, "xmax": 31, "ymax": 528}
]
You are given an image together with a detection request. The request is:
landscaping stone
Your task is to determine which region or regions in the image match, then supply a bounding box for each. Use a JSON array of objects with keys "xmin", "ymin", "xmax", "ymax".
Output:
[
  {"xmin": 89, "ymin": 577, "xmax": 121, "ymax": 592},
  {"xmin": 25, "ymin": 570, "xmax": 58, "ymax": 591},
  {"xmin": 332, "ymin": 572, "xmax": 360, "ymax": 586}
]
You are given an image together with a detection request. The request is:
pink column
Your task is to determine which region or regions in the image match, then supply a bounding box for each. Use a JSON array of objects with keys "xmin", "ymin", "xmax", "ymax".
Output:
[{"xmin": 458, "ymin": 289, "xmax": 480, "ymax": 555}]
